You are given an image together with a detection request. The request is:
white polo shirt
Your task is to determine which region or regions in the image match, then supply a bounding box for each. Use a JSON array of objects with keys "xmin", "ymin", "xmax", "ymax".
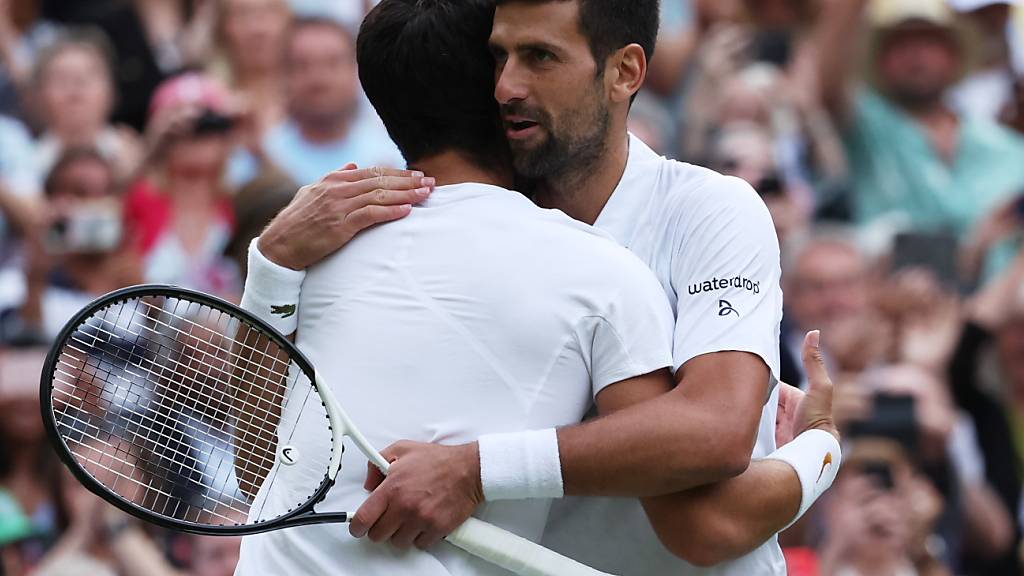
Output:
[
  {"xmin": 234, "ymin": 182, "xmax": 674, "ymax": 576},
  {"xmin": 541, "ymin": 135, "xmax": 786, "ymax": 576}
]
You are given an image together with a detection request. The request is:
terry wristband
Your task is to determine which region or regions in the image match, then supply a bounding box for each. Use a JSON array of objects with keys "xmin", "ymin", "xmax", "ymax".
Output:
[
  {"xmin": 239, "ymin": 237, "xmax": 306, "ymax": 336},
  {"xmin": 478, "ymin": 428, "xmax": 564, "ymax": 501},
  {"xmin": 764, "ymin": 429, "xmax": 842, "ymax": 529}
]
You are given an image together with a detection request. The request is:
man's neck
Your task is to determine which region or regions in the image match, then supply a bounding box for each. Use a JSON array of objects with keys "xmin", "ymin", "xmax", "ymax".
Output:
[
  {"xmin": 295, "ymin": 112, "xmax": 353, "ymax": 145},
  {"xmin": 411, "ymin": 150, "xmax": 512, "ymax": 188},
  {"xmin": 906, "ymin": 101, "xmax": 959, "ymax": 163},
  {"xmin": 532, "ymin": 131, "xmax": 630, "ymax": 225}
]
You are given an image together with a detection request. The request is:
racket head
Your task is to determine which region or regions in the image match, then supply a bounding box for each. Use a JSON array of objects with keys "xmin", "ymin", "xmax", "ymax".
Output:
[{"xmin": 40, "ymin": 284, "xmax": 340, "ymax": 536}]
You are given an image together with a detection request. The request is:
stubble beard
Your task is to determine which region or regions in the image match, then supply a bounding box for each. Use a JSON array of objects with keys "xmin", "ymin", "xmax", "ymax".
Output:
[{"xmin": 510, "ymin": 100, "xmax": 611, "ymax": 186}]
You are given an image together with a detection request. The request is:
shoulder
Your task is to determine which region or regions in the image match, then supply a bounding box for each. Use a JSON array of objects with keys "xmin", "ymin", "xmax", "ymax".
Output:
[{"xmin": 656, "ymin": 160, "xmax": 772, "ymax": 232}]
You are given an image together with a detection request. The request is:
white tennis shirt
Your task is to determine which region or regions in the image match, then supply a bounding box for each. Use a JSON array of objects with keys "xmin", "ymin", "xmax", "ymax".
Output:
[
  {"xmin": 234, "ymin": 182, "xmax": 674, "ymax": 576},
  {"xmin": 541, "ymin": 135, "xmax": 786, "ymax": 576}
]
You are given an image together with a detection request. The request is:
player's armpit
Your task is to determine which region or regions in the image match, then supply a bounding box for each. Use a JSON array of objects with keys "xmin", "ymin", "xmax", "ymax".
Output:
[{"xmin": 640, "ymin": 459, "xmax": 800, "ymax": 567}]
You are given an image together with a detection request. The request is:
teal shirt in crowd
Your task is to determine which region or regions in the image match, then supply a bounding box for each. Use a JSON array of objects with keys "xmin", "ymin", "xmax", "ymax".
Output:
[{"xmin": 845, "ymin": 89, "xmax": 1024, "ymax": 236}]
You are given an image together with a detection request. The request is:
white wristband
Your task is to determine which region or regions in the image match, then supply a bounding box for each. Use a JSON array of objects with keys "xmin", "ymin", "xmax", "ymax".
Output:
[
  {"xmin": 478, "ymin": 429, "xmax": 564, "ymax": 501},
  {"xmin": 239, "ymin": 238, "xmax": 306, "ymax": 336},
  {"xmin": 763, "ymin": 429, "xmax": 842, "ymax": 529}
]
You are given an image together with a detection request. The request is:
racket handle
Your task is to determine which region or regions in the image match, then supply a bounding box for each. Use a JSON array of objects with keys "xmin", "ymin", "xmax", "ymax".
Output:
[{"xmin": 446, "ymin": 517, "xmax": 614, "ymax": 576}]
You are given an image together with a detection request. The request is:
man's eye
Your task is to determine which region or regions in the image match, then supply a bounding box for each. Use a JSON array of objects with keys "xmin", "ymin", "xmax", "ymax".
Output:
[{"xmin": 532, "ymin": 50, "xmax": 555, "ymax": 63}]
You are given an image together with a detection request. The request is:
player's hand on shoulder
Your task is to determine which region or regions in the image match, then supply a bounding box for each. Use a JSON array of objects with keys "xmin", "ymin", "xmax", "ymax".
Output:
[
  {"xmin": 350, "ymin": 440, "xmax": 483, "ymax": 550},
  {"xmin": 793, "ymin": 330, "xmax": 840, "ymax": 442},
  {"xmin": 258, "ymin": 164, "xmax": 435, "ymax": 270}
]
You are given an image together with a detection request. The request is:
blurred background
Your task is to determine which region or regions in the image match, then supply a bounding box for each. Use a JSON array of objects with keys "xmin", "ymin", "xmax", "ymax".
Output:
[{"xmin": 0, "ymin": 0, "xmax": 1023, "ymax": 574}]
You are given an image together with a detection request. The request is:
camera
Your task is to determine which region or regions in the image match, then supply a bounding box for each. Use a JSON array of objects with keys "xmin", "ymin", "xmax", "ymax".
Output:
[
  {"xmin": 45, "ymin": 200, "xmax": 123, "ymax": 255},
  {"xmin": 192, "ymin": 109, "xmax": 236, "ymax": 135}
]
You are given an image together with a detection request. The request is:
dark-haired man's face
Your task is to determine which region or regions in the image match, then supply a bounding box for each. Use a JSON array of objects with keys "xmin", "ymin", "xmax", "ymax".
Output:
[{"xmin": 490, "ymin": 1, "xmax": 611, "ymax": 179}]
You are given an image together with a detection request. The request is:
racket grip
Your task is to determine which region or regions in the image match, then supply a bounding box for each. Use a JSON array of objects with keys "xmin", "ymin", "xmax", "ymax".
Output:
[{"xmin": 446, "ymin": 517, "xmax": 615, "ymax": 576}]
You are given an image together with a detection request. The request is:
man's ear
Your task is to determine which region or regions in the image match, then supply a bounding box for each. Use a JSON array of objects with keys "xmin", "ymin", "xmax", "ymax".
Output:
[{"xmin": 607, "ymin": 44, "xmax": 647, "ymax": 104}]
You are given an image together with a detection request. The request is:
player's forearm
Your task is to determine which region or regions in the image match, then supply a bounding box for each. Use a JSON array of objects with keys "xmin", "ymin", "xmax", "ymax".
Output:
[
  {"xmin": 558, "ymin": 388, "xmax": 756, "ymax": 497},
  {"xmin": 641, "ymin": 459, "xmax": 800, "ymax": 566}
]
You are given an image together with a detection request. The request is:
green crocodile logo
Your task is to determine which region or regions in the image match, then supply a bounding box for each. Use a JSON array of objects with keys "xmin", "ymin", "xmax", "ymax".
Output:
[{"xmin": 270, "ymin": 304, "xmax": 296, "ymax": 318}]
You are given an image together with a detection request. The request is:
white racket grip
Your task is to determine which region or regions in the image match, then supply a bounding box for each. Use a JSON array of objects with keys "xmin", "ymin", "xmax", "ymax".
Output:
[{"xmin": 446, "ymin": 517, "xmax": 615, "ymax": 576}]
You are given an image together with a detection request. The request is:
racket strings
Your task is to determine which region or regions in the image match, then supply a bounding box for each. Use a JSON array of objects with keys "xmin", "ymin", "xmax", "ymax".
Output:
[
  {"xmin": 60, "ymin": 317, "xmax": 292, "ymax": 441},
  {"xmin": 49, "ymin": 294, "xmax": 334, "ymax": 528},
  {"xmin": 54, "ymin": 319, "xmax": 287, "ymax": 473}
]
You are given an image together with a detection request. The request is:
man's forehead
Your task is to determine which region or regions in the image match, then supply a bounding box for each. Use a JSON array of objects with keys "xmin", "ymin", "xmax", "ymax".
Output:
[{"xmin": 491, "ymin": 1, "xmax": 583, "ymax": 45}]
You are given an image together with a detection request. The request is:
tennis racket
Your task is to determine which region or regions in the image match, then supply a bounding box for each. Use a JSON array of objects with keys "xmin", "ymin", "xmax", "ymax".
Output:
[{"xmin": 40, "ymin": 284, "xmax": 613, "ymax": 576}]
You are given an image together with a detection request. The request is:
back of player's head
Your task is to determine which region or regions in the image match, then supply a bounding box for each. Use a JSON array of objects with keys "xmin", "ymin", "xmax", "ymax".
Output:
[
  {"xmin": 357, "ymin": 0, "xmax": 508, "ymax": 167},
  {"xmin": 495, "ymin": 0, "xmax": 660, "ymax": 70}
]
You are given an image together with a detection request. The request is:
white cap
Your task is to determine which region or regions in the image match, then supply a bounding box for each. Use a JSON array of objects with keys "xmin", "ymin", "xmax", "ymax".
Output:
[
  {"xmin": 870, "ymin": 0, "xmax": 955, "ymax": 29},
  {"xmin": 948, "ymin": 0, "xmax": 1019, "ymax": 12}
]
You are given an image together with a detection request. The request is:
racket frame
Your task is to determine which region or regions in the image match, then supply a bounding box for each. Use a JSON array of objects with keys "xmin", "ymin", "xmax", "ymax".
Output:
[{"xmin": 40, "ymin": 284, "xmax": 347, "ymax": 536}]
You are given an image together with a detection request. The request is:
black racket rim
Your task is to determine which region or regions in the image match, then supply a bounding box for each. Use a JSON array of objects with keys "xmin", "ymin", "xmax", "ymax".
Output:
[{"xmin": 39, "ymin": 284, "xmax": 338, "ymax": 536}]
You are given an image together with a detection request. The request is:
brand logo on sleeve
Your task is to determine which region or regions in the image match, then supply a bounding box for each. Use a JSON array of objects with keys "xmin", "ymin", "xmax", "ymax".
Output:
[
  {"xmin": 688, "ymin": 276, "xmax": 760, "ymax": 296},
  {"xmin": 270, "ymin": 304, "xmax": 296, "ymax": 318},
  {"xmin": 718, "ymin": 300, "xmax": 739, "ymax": 317}
]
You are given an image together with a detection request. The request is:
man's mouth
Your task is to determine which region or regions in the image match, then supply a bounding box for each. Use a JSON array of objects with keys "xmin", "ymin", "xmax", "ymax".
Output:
[{"xmin": 504, "ymin": 116, "xmax": 541, "ymax": 139}]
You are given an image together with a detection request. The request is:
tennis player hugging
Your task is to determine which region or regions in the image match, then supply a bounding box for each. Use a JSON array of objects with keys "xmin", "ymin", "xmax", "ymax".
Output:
[{"xmin": 234, "ymin": 1, "xmax": 841, "ymax": 575}]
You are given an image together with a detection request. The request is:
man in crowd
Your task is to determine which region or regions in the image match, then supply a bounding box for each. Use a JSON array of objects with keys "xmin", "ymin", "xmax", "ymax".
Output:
[
  {"xmin": 247, "ymin": 1, "xmax": 841, "ymax": 575},
  {"xmin": 817, "ymin": 0, "xmax": 1024, "ymax": 238},
  {"xmin": 229, "ymin": 16, "xmax": 402, "ymax": 187}
]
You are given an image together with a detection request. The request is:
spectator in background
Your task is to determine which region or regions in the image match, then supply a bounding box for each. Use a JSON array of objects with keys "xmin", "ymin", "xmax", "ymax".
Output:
[
  {"xmin": 33, "ymin": 446, "xmax": 192, "ymax": 576},
  {"xmin": 781, "ymin": 229, "xmax": 879, "ymax": 385},
  {"xmin": 679, "ymin": 4, "xmax": 848, "ymax": 220},
  {"xmin": 816, "ymin": 0, "xmax": 1024, "ymax": 243},
  {"xmin": 31, "ymin": 30, "xmax": 144, "ymax": 183},
  {"xmin": 949, "ymin": 0, "xmax": 1021, "ymax": 121},
  {"xmin": 209, "ymin": 0, "xmax": 292, "ymax": 138},
  {"xmin": 0, "ymin": 351, "xmax": 61, "ymax": 570},
  {"xmin": 0, "ymin": 0, "xmax": 58, "ymax": 118},
  {"xmin": 816, "ymin": 440, "xmax": 950, "ymax": 576},
  {"xmin": 228, "ymin": 16, "xmax": 403, "ymax": 187},
  {"xmin": 1, "ymin": 147, "xmax": 140, "ymax": 344},
  {"xmin": 950, "ymin": 249, "xmax": 1024, "ymax": 574},
  {"xmin": 92, "ymin": 0, "xmax": 216, "ymax": 132},
  {"xmin": 124, "ymin": 73, "xmax": 239, "ymax": 299}
]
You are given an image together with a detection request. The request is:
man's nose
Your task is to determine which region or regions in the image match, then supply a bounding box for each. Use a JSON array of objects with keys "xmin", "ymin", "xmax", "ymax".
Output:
[{"xmin": 495, "ymin": 58, "xmax": 529, "ymax": 105}]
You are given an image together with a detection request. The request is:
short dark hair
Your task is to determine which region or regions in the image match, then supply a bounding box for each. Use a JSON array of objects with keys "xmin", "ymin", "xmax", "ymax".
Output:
[
  {"xmin": 496, "ymin": 0, "xmax": 660, "ymax": 69},
  {"xmin": 357, "ymin": 0, "xmax": 507, "ymax": 167}
]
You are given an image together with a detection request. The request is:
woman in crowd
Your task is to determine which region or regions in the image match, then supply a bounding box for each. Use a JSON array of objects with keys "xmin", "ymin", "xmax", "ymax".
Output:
[
  {"xmin": 208, "ymin": 0, "xmax": 291, "ymax": 139},
  {"xmin": 123, "ymin": 73, "xmax": 239, "ymax": 299},
  {"xmin": 30, "ymin": 31, "xmax": 143, "ymax": 183},
  {"xmin": 1, "ymin": 147, "xmax": 141, "ymax": 344}
]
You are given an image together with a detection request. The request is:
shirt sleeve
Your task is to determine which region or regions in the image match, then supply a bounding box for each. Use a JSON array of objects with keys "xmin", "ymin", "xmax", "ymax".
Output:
[
  {"xmin": 574, "ymin": 251, "xmax": 675, "ymax": 397},
  {"xmin": 671, "ymin": 175, "xmax": 783, "ymax": 381}
]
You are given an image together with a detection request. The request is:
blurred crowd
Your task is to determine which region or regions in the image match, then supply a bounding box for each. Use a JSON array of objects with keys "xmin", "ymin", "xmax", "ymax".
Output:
[{"xmin": 0, "ymin": 0, "xmax": 1023, "ymax": 575}]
